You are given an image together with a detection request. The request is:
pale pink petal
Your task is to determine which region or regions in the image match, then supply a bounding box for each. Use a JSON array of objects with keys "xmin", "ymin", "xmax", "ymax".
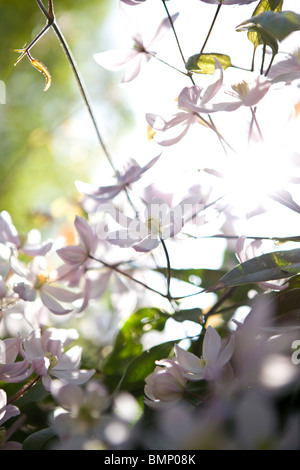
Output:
[
  {"xmin": 202, "ymin": 326, "xmax": 222, "ymax": 363},
  {"xmin": 42, "ymin": 284, "xmax": 81, "ymax": 303},
  {"xmin": 133, "ymin": 236, "xmax": 160, "ymax": 252},
  {"xmin": 13, "ymin": 283, "xmax": 37, "ymax": 302},
  {"xmin": 200, "ymin": 59, "xmax": 224, "ymax": 105},
  {"xmin": 39, "ymin": 290, "xmax": 73, "ymax": 315},
  {"xmin": 121, "ymin": 54, "xmax": 144, "ymax": 83},
  {"xmin": 21, "ymin": 241, "xmax": 53, "ymax": 257},
  {"xmin": 217, "ymin": 334, "xmax": 235, "ymax": 368},
  {"xmin": 56, "ymin": 246, "xmax": 88, "ymax": 265},
  {"xmin": 146, "ymin": 13, "xmax": 179, "ymax": 48},
  {"xmin": 174, "ymin": 344, "xmax": 203, "ymax": 375},
  {"xmin": 94, "ymin": 48, "xmax": 139, "ymax": 70}
]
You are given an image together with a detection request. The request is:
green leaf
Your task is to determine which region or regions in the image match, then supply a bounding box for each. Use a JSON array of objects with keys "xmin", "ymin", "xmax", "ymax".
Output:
[
  {"xmin": 22, "ymin": 428, "xmax": 57, "ymax": 450},
  {"xmin": 119, "ymin": 341, "xmax": 175, "ymax": 392},
  {"xmin": 238, "ymin": 11, "xmax": 300, "ymax": 44},
  {"xmin": 209, "ymin": 248, "xmax": 300, "ymax": 291},
  {"xmin": 103, "ymin": 308, "xmax": 167, "ymax": 377},
  {"xmin": 185, "ymin": 53, "xmax": 233, "ymax": 74},
  {"xmin": 247, "ymin": 0, "xmax": 283, "ymax": 50},
  {"xmin": 169, "ymin": 308, "xmax": 203, "ymax": 324}
]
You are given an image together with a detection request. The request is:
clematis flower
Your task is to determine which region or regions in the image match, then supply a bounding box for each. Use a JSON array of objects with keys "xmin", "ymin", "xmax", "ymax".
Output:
[
  {"xmin": 174, "ymin": 326, "xmax": 235, "ymax": 381},
  {"xmin": 146, "ymin": 60, "xmax": 224, "ymax": 145},
  {"xmin": 199, "ymin": 1, "xmax": 258, "ymax": 5},
  {"xmin": 144, "ymin": 359, "xmax": 187, "ymax": 409},
  {"xmin": 94, "ymin": 12, "xmax": 179, "ymax": 83},
  {"xmin": 120, "ymin": 0, "xmax": 146, "ymax": 5},
  {"xmin": 106, "ymin": 192, "xmax": 202, "ymax": 252},
  {"xmin": 11, "ymin": 255, "xmax": 81, "ymax": 315},
  {"xmin": 268, "ymin": 48, "xmax": 300, "ymax": 84},
  {"xmin": 56, "ymin": 216, "xmax": 114, "ymax": 313},
  {"xmin": 0, "ymin": 389, "xmax": 20, "ymax": 427},
  {"xmin": 201, "ymin": 74, "xmax": 272, "ymax": 113},
  {"xmin": 75, "ymin": 155, "xmax": 160, "ymax": 211},
  {"xmin": 0, "ymin": 337, "xmax": 32, "ymax": 383},
  {"xmin": 0, "ymin": 211, "xmax": 52, "ymax": 257},
  {"xmin": 51, "ymin": 380, "xmax": 109, "ymax": 437},
  {"xmin": 22, "ymin": 328, "xmax": 95, "ymax": 392}
]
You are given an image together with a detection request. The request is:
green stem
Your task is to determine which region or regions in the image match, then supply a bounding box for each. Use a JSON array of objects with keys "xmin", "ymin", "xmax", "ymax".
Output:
[
  {"xmin": 199, "ymin": 4, "xmax": 222, "ymax": 57},
  {"xmin": 161, "ymin": 0, "xmax": 195, "ymax": 85},
  {"xmin": 160, "ymin": 238, "xmax": 172, "ymax": 298}
]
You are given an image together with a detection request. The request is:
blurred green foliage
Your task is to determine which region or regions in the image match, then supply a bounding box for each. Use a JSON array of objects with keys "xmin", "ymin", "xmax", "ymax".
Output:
[{"xmin": 0, "ymin": 0, "xmax": 132, "ymax": 234}]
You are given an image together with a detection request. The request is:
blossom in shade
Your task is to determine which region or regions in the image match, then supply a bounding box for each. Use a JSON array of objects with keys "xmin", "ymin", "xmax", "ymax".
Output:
[
  {"xmin": 22, "ymin": 328, "xmax": 95, "ymax": 392},
  {"xmin": 0, "ymin": 389, "xmax": 20, "ymax": 427},
  {"xmin": 51, "ymin": 380, "xmax": 109, "ymax": 437},
  {"xmin": 198, "ymin": 0, "xmax": 258, "ymax": 5},
  {"xmin": 11, "ymin": 255, "xmax": 81, "ymax": 315},
  {"xmin": 174, "ymin": 326, "xmax": 235, "ymax": 381},
  {"xmin": 120, "ymin": 0, "xmax": 146, "ymax": 5},
  {"xmin": 0, "ymin": 337, "xmax": 32, "ymax": 383},
  {"xmin": 144, "ymin": 359, "xmax": 187, "ymax": 409},
  {"xmin": 94, "ymin": 13, "xmax": 179, "ymax": 83},
  {"xmin": 146, "ymin": 60, "xmax": 224, "ymax": 145}
]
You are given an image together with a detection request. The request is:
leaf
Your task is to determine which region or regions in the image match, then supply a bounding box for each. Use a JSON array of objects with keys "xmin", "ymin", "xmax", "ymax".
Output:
[
  {"xmin": 238, "ymin": 11, "xmax": 300, "ymax": 45},
  {"xmin": 31, "ymin": 58, "xmax": 52, "ymax": 91},
  {"xmin": 186, "ymin": 53, "xmax": 232, "ymax": 74},
  {"xmin": 209, "ymin": 248, "xmax": 300, "ymax": 291},
  {"xmin": 103, "ymin": 308, "xmax": 167, "ymax": 377},
  {"xmin": 22, "ymin": 428, "xmax": 57, "ymax": 450},
  {"xmin": 247, "ymin": 0, "xmax": 283, "ymax": 51},
  {"xmin": 169, "ymin": 308, "xmax": 203, "ymax": 324},
  {"xmin": 119, "ymin": 341, "xmax": 175, "ymax": 392}
]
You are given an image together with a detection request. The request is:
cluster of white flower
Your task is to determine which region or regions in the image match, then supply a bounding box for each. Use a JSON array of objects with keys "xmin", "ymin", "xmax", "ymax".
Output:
[{"xmin": 1, "ymin": 0, "xmax": 300, "ymax": 451}]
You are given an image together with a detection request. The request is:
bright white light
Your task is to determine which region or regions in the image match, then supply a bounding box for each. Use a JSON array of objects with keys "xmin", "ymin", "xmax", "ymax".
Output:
[{"xmin": 220, "ymin": 144, "xmax": 292, "ymax": 214}]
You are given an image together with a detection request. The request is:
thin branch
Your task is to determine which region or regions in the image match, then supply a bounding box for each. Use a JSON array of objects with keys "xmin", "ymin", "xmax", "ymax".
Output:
[
  {"xmin": 198, "ymin": 4, "xmax": 222, "ymax": 57},
  {"xmin": 161, "ymin": 0, "xmax": 195, "ymax": 85},
  {"xmin": 7, "ymin": 375, "xmax": 40, "ymax": 405},
  {"xmin": 160, "ymin": 238, "xmax": 172, "ymax": 298}
]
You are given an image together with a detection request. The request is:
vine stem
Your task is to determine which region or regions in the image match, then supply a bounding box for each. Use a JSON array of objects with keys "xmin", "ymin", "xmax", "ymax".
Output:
[
  {"xmin": 88, "ymin": 254, "xmax": 172, "ymax": 302},
  {"xmin": 6, "ymin": 375, "xmax": 40, "ymax": 406},
  {"xmin": 198, "ymin": 4, "xmax": 222, "ymax": 57},
  {"xmin": 160, "ymin": 238, "xmax": 172, "ymax": 298}
]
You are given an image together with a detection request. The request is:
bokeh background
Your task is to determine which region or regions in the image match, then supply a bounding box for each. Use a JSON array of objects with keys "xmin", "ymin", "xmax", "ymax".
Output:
[{"xmin": 0, "ymin": 0, "xmax": 134, "ymax": 236}]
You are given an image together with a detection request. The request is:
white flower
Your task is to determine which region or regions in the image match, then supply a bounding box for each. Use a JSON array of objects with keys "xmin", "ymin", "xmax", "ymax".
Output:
[
  {"xmin": 175, "ymin": 326, "xmax": 235, "ymax": 381},
  {"xmin": 22, "ymin": 328, "xmax": 95, "ymax": 392}
]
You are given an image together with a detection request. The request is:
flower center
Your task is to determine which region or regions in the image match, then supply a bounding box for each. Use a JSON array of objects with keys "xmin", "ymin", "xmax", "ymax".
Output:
[
  {"xmin": 45, "ymin": 352, "xmax": 58, "ymax": 370},
  {"xmin": 231, "ymin": 80, "xmax": 249, "ymax": 100},
  {"xmin": 146, "ymin": 216, "xmax": 162, "ymax": 236},
  {"xmin": 34, "ymin": 271, "xmax": 49, "ymax": 290}
]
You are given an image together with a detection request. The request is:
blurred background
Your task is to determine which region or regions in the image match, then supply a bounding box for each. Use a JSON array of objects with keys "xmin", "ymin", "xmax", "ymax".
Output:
[{"xmin": 0, "ymin": 0, "xmax": 134, "ymax": 235}]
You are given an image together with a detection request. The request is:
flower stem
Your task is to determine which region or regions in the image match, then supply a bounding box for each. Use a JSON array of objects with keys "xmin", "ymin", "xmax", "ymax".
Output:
[
  {"xmin": 198, "ymin": 4, "xmax": 222, "ymax": 57},
  {"xmin": 6, "ymin": 375, "xmax": 40, "ymax": 406},
  {"xmin": 161, "ymin": 0, "xmax": 195, "ymax": 85},
  {"xmin": 160, "ymin": 238, "xmax": 172, "ymax": 298}
]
